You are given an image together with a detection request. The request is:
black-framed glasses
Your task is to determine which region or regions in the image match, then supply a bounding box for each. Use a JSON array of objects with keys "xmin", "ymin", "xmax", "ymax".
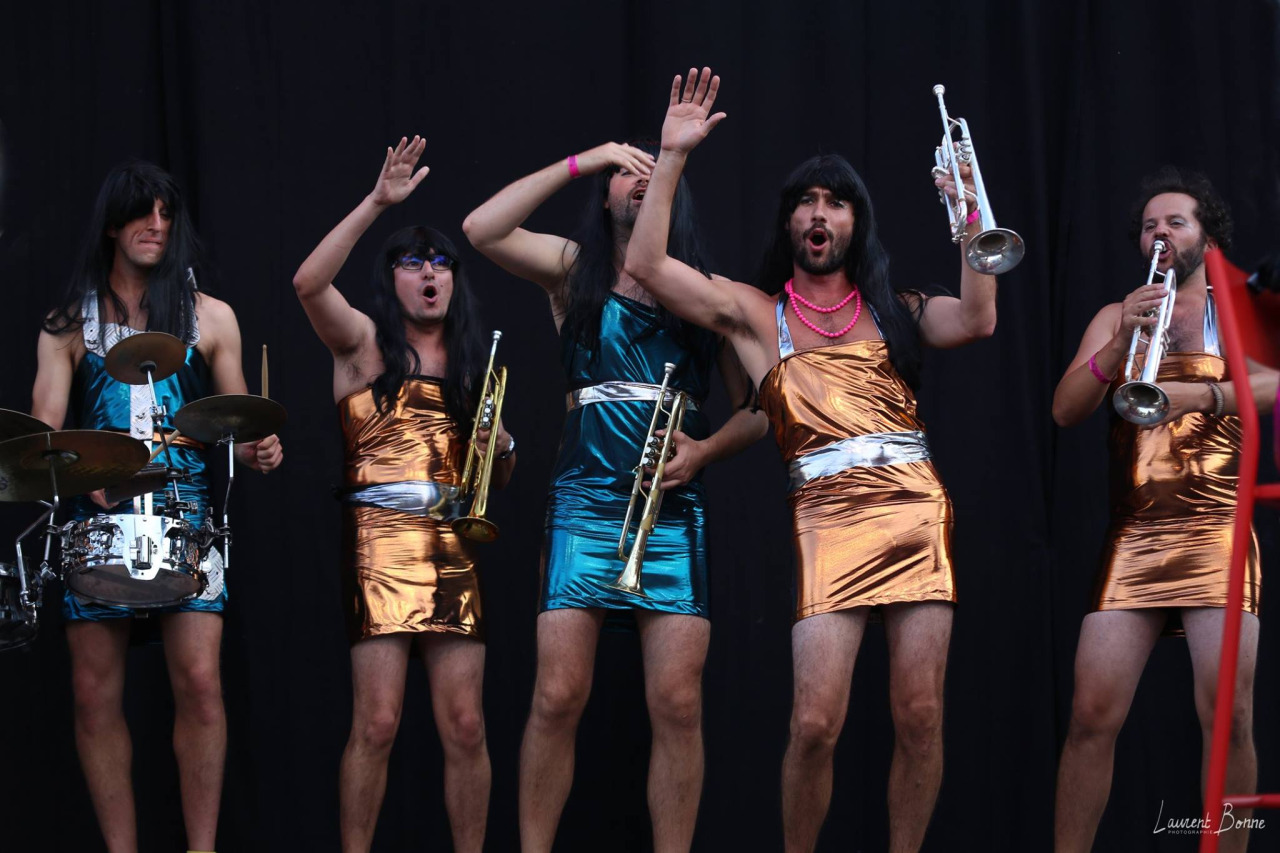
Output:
[{"xmin": 393, "ymin": 254, "xmax": 454, "ymax": 272}]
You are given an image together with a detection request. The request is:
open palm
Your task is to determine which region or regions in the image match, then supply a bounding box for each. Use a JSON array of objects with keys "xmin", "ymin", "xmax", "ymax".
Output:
[
  {"xmin": 371, "ymin": 135, "xmax": 429, "ymax": 206},
  {"xmin": 661, "ymin": 67, "xmax": 727, "ymax": 154}
]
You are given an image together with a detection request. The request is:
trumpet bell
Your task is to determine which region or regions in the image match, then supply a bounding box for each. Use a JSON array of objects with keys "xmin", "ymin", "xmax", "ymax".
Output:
[
  {"xmin": 1113, "ymin": 380, "xmax": 1170, "ymax": 425},
  {"xmin": 965, "ymin": 227, "xmax": 1025, "ymax": 275},
  {"xmin": 451, "ymin": 516, "xmax": 499, "ymax": 543}
]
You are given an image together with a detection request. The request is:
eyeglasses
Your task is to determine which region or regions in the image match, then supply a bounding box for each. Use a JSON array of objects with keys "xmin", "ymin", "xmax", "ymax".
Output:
[{"xmin": 393, "ymin": 254, "xmax": 454, "ymax": 272}]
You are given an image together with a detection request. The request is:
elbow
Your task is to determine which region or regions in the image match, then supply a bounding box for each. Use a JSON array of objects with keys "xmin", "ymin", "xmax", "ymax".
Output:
[
  {"xmin": 969, "ymin": 311, "xmax": 997, "ymax": 341},
  {"xmin": 1051, "ymin": 394, "xmax": 1080, "ymax": 429},
  {"xmin": 623, "ymin": 252, "xmax": 657, "ymax": 284},
  {"xmin": 461, "ymin": 213, "xmax": 490, "ymax": 249},
  {"xmin": 291, "ymin": 272, "xmax": 314, "ymax": 298}
]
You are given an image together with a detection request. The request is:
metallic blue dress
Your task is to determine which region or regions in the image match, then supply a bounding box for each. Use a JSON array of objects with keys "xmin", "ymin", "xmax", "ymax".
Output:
[
  {"xmin": 541, "ymin": 293, "xmax": 716, "ymax": 617},
  {"xmin": 63, "ymin": 300, "xmax": 220, "ymax": 620}
]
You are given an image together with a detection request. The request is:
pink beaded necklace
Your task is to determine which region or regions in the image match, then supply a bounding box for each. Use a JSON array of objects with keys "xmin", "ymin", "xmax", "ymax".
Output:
[{"xmin": 785, "ymin": 279, "xmax": 862, "ymax": 339}]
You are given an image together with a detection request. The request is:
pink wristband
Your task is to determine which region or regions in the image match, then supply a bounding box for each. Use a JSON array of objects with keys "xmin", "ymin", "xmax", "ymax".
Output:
[
  {"xmin": 965, "ymin": 206, "xmax": 981, "ymax": 225},
  {"xmin": 566, "ymin": 155, "xmax": 580, "ymax": 179},
  {"xmin": 1088, "ymin": 353, "xmax": 1113, "ymax": 384}
]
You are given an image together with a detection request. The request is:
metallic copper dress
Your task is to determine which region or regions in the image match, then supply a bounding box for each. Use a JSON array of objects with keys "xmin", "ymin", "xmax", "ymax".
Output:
[
  {"xmin": 339, "ymin": 377, "xmax": 481, "ymax": 642},
  {"xmin": 1095, "ymin": 298, "xmax": 1260, "ymax": 617},
  {"xmin": 759, "ymin": 297, "xmax": 956, "ymax": 621}
]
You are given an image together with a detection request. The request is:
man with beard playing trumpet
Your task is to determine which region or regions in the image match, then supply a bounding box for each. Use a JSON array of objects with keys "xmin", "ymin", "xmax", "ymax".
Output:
[
  {"xmin": 1052, "ymin": 168, "xmax": 1278, "ymax": 853},
  {"xmin": 625, "ymin": 68, "xmax": 1000, "ymax": 853}
]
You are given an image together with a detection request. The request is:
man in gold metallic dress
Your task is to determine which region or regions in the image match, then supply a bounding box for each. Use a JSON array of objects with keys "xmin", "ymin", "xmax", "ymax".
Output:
[
  {"xmin": 625, "ymin": 68, "xmax": 1001, "ymax": 853},
  {"xmin": 292, "ymin": 137, "xmax": 514, "ymax": 853},
  {"xmin": 1052, "ymin": 168, "xmax": 1277, "ymax": 853}
]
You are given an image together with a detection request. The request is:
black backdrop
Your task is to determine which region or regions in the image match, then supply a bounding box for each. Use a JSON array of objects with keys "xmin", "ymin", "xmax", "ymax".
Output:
[{"xmin": 2, "ymin": 2, "xmax": 1280, "ymax": 851}]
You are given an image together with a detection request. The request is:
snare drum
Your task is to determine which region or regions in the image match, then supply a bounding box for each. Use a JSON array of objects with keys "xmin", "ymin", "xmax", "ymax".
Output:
[
  {"xmin": 0, "ymin": 562, "xmax": 38, "ymax": 650},
  {"xmin": 61, "ymin": 513, "xmax": 208, "ymax": 608}
]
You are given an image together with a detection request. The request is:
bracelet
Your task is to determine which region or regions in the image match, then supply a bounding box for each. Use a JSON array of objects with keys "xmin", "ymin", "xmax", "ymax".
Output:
[
  {"xmin": 566, "ymin": 155, "xmax": 580, "ymax": 179},
  {"xmin": 1208, "ymin": 383, "xmax": 1225, "ymax": 417},
  {"xmin": 1088, "ymin": 353, "xmax": 1114, "ymax": 384},
  {"xmin": 965, "ymin": 206, "xmax": 981, "ymax": 225},
  {"xmin": 496, "ymin": 435, "xmax": 516, "ymax": 461}
]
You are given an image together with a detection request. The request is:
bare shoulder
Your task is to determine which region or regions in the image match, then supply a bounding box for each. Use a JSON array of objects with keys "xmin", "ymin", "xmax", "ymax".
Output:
[{"xmin": 195, "ymin": 292, "xmax": 237, "ymax": 326}]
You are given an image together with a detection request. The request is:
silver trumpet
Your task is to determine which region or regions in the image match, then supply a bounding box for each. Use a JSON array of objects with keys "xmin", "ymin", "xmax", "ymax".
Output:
[
  {"xmin": 1114, "ymin": 240, "xmax": 1177, "ymax": 425},
  {"xmin": 931, "ymin": 84, "xmax": 1025, "ymax": 275},
  {"xmin": 609, "ymin": 362, "xmax": 688, "ymax": 598}
]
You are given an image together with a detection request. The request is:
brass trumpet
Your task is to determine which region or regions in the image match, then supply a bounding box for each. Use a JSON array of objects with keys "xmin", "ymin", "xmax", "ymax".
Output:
[
  {"xmin": 608, "ymin": 362, "xmax": 688, "ymax": 597},
  {"xmin": 1114, "ymin": 240, "xmax": 1178, "ymax": 425},
  {"xmin": 452, "ymin": 331, "xmax": 508, "ymax": 542},
  {"xmin": 931, "ymin": 84, "xmax": 1025, "ymax": 275}
]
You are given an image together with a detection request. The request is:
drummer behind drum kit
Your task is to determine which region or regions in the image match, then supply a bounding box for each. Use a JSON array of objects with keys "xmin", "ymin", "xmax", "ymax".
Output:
[{"xmin": 0, "ymin": 333, "xmax": 285, "ymax": 651}]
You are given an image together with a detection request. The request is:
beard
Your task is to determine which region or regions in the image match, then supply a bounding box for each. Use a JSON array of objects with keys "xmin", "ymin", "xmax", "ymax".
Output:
[
  {"xmin": 790, "ymin": 225, "xmax": 851, "ymax": 276},
  {"xmin": 1169, "ymin": 234, "xmax": 1209, "ymax": 282},
  {"xmin": 610, "ymin": 196, "xmax": 639, "ymax": 231}
]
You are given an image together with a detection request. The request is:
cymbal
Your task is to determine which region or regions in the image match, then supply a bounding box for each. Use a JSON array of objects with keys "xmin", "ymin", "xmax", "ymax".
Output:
[
  {"xmin": 0, "ymin": 409, "xmax": 52, "ymax": 442},
  {"xmin": 173, "ymin": 395, "xmax": 286, "ymax": 443},
  {"xmin": 104, "ymin": 332, "xmax": 187, "ymax": 384},
  {"xmin": 102, "ymin": 462, "xmax": 181, "ymax": 506},
  {"xmin": 0, "ymin": 431, "xmax": 148, "ymax": 503}
]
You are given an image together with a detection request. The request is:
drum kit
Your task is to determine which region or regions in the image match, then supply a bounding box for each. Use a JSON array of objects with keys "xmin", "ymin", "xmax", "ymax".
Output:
[{"xmin": 0, "ymin": 333, "xmax": 285, "ymax": 650}]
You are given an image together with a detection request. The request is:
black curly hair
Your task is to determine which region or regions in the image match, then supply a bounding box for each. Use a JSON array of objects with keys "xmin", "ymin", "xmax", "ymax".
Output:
[{"xmin": 1127, "ymin": 166, "xmax": 1233, "ymax": 251}]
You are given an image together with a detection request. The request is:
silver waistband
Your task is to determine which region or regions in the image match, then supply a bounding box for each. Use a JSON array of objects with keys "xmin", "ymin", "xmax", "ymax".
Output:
[
  {"xmin": 788, "ymin": 431, "xmax": 932, "ymax": 492},
  {"xmin": 341, "ymin": 481, "xmax": 463, "ymax": 521},
  {"xmin": 566, "ymin": 381, "xmax": 700, "ymax": 413}
]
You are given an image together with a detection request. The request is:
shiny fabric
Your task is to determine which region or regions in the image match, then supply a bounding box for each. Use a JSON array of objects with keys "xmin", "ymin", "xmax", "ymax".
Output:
[
  {"xmin": 543, "ymin": 293, "xmax": 717, "ymax": 616},
  {"xmin": 788, "ymin": 430, "xmax": 932, "ymax": 492},
  {"xmin": 64, "ymin": 305, "xmax": 219, "ymax": 622},
  {"xmin": 760, "ymin": 296, "xmax": 955, "ymax": 621},
  {"xmin": 567, "ymin": 380, "xmax": 701, "ymax": 413},
  {"xmin": 1095, "ymin": 351, "xmax": 1260, "ymax": 617},
  {"xmin": 339, "ymin": 378, "xmax": 481, "ymax": 642}
]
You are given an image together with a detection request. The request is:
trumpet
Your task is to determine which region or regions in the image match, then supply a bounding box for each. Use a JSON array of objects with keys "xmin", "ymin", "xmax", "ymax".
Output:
[
  {"xmin": 452, "ymin": 331, "xmax": 508, "ymax": 542},
  {"xmin": 608, "ymin": 362, "xmax": 688, "ymax": 597},
  {"xmin": 1114, "ymin": 240, "xmax": 1178, "ymax": 425},
  {"xmin": 931, "ymin": 84, "xmax": 1025, "ymax": 275}
]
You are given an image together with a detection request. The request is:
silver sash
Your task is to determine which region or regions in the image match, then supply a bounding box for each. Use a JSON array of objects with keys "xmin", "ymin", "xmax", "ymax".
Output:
[
  {"xmin": 788, "ymin": 430, "xmax": 932, "ymax": 492},
  {"xmin": 341, "ymin": 481, "xmax": 463, "ymax": 521},
  {"xmin": 566, "ymin": 381, "xmax": 700, "ymax": 413}
]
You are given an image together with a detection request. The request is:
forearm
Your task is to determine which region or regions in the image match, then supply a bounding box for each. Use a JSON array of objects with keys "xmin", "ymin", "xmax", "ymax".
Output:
[
  {"xmin": 462, "ymin": 159, "xmax": 572, "ymax": 246},
  {"xmin": 293, "ymin": 195, "xmax": 386, "ymax": 298},
  {"xmin": 1220, "ymin": 371, "xmax": 1280, "ymax": 416},
  {"xmin": 1053, "ymin": 335, "xmax": 1130, "ymax": 427},
  {"xmin": 954, "ymin": 233, "xmax": 998, "ymax": 338},
  {"xmin": 699, "ymin": 407, "xmax": 768, "ymax": 465},
  {"xmin": 624, "ymin": 151, "xmax": 683, "ymax": 281}
]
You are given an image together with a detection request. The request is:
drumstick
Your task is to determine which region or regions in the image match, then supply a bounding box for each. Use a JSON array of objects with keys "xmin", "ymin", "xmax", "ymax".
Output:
[
  {"xmin": 261, "ymin": 344, "xmax": 269, "ymax": 399},
  {"xmin": 148, "ymin": 430, "xmax": 181, "ymax": 462}
]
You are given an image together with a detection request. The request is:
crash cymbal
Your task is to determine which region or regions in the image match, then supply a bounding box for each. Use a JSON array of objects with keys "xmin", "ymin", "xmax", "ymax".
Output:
[
  {"xmin": 0, "ymin": 409, "xmax": 52, "ymax": 442},
  {"xmin": 0, "ymin": 430, "xmax": 148, "ymax": 502},
  {"xmin": 104, "ymin": 332, "xmax": 187, "ymax": 385},
  {"xmin": 173, "ymin": 395, "xmax": 286, "ymax": 444}
]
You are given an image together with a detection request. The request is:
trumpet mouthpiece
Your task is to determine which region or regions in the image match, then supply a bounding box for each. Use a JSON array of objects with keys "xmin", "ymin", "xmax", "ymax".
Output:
[
  {"xmin": 492, "ymin": 330, "xmax": 503, "ymax": 341},
  {"xmin": 933, "ymin": 84, "xmax": 945, "ymax": 96},
  {"xmin": 1152, "ymin": 240, "xmax": 1166, "ymax": 255}
]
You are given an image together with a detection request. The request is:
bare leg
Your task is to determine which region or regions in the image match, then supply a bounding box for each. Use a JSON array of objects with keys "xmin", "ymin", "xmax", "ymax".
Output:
[
  {"xmin": 340, "ymin": 635, "xmax": 411, "ymax": 853},
  {"xmin": 883, "ymin": 602, "xmax": 952, "ymax": 853},
  {"xmin": 1184, "ymin": 608, "xmax": 1260, "ymax": 853},
  {"xmin": 160, "ymin": 612, "xmax": 226, "ymax": 853},
  {"xmin": 636, "ymin": 611, "xmax": 710, "ymax": 853},
  {"xmin": 1054, "ymin": 609, "xmax": 1164, "ymax": 853},
  {"xmin": 67, "ymin": 618, "xmax": 136, "ymax": 853},
  {"xmin": 518, "ymin": 608, "xmax": 604, "ymax": 853},
  {"xmin": 421, "ymin": 634, "xmax": 489, "ymax": 853},
  {"xmin": 781, "ymin": 609, "xmax": 867, "ymax": 853}
]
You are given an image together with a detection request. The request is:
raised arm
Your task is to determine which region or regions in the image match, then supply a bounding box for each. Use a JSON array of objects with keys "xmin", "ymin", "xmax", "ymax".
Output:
[
  {"xmin": 292, "ymin": 136, "xmax": 429, "ymax": 357},
  {"xmin": 462, "ymin": 143, "xmax": 655, "ymax": 299},
  {"xmin": 912, "ymin": 160, "xmax": 998, "ymax": 348}
]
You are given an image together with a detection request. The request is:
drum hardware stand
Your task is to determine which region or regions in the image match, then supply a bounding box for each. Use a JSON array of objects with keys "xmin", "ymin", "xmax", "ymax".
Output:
[
  {"xmin": 13, "ymin": 443, "xmax": 69, "ymax": 616},
  {"xmin": 140, "ymin": 359, "xmax": 185, "ymax": 513},
  {"xmin": 215, "ymin": 436, "xmax": 235, "ymax": 571}
]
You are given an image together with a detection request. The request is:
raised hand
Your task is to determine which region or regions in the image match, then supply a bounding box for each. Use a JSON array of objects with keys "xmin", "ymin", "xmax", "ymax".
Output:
[
  {"xmin": 370, "ymin": 136, "xmax": 430, "ymax": 207},
  {"xmin": 932, "ymin": 145, "xmax": 977, "ymax": 206},
  {"xmin": 573, "ymin": 142, "xmax": 656, "ymax": 178},
  {"xmin": 661, "ymin": 66, "xmax": 727, "ymax": 155}
]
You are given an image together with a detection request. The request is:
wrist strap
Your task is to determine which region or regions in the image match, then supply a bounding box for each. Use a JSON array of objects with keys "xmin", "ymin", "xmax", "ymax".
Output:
[
  {"xmin": 965, "ymin": 206, "xmax": 981, "ymax": 225},
  {"xmin": 1209, "ymin": 382, "xmax": 1225, "ymax": 417},
  {"xmin": 1088, "ymin": 353, "xmax": 1113, "ymax": 384},
  {"xmin": 566, "ymin": 155, "xmax": 580, "ymax": 179}
]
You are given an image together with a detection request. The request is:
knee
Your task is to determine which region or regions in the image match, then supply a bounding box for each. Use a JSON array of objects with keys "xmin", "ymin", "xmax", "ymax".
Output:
[
  {"xmin": 891, "ymin": 694, "xmax": 944, "ymax": 755},
  {"xmin": 171, "ymin": 661, "xmax": 224, "ymax": 726},
  {"xmin": 1196, "ymin": 690, "xmax": 1254, "ymax": 749},
  {"xmin": 440, "ymin": 704, "xmax": 486, "ymax": 754},
  {"xmin": 790, "ymin": 703, "xmax": 844, "ymax": 755},
  {"xmin": 531, "ymin": 673, "xmax": 590, "ymax": 727},
  {"xmin": 1068, "ymin": 688, "xmax": 1126, "ymax": 742},
  {"xmin": 353, "ymin": 706, "xmax": 401, "ymax": 754},
  {"xmin": 70, "ymin": 666, "xmax": 120, "ymax": 728},
  {"xmin": 647, "ymin": 681, "xmax": 702, "ymax": 733}
]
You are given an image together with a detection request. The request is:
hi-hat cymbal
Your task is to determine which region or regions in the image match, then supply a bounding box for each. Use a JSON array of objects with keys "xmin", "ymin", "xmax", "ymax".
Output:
[
  {"xmin": 0, "ymin": 430, "xmax": 148, "ymax": 502},
  {"xmin": 0, "ymin": 409, "xmax": 52, "ymax": 442},
  {"xmin": 173, "ymin": 395, "xmax": 286, "ymax": 444},
  {"xmin": 104, "ymin": 332, "xmax": 187, "ymax": 385}
]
